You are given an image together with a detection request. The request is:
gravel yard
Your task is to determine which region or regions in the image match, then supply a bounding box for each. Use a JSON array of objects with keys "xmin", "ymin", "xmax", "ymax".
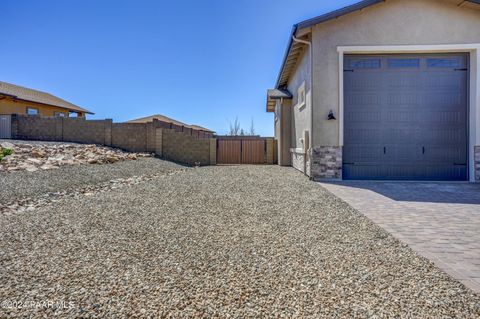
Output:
[
  {"xmin": 0, "ymin": 164, "xmax": 479, "ymax": 317},
  {"xmin": 0, "ymin": 157, "xmax": 183, "ymax": 204}
]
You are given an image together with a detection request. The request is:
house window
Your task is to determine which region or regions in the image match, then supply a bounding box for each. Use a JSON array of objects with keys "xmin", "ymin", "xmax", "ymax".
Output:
[
  {"xmin": 297, "ymin": 82, "xmax": 306, "ymax": 110},
  {"xmin": 427, "ymin": 58, "xmax": 460, "ymax": 68},
  {"xmin": 388, "ymin": 58, "xmax": 420, "ymax": 68},
  {"xmin": 54, "ymin": 112, "xmax": 66, "ymax": 117},
  {"xmin": 350, "ymin": 58, "xmax": 381, "ymax": 69},
  {"xmin": 26, "ymin": 107, "xmax": 39, "ymax": 116}
]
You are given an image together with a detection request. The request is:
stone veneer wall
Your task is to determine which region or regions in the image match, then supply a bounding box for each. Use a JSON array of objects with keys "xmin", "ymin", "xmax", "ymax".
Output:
[
  {"xmin": 475, "ymin": 146, "xmax": 480, "ymax": 181},
  {"xmin": 310, "ymin": 146, "xmax": 342, "ymax": 180},
  {"xmin": 291, "ymin": 149, "xmax": 307, "ymax": 175}
]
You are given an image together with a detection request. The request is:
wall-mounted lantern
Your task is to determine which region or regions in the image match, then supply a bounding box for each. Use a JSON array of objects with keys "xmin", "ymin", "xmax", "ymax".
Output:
[{"xmin": 328, "ymin": 110, "xmax": 336, "ymax": 120}]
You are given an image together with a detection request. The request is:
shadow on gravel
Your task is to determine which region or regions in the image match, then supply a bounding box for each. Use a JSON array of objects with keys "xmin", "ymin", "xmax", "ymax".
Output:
[{"xmin": 322, "ymin": 181, "xmax": 480, "ymax": 205}]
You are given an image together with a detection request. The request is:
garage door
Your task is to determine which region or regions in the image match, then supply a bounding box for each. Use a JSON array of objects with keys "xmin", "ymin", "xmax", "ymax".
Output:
[{"xmin": 343, "ymin": 54, "xmax": 468, "ymax": 180}]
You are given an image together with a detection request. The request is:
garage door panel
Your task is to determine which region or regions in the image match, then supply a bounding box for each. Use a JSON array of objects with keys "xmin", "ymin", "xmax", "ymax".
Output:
[
  {"xmin": 425, "ymin": 74, "xmax": 465, "ymax": 90},
  {"xmin": 387, "ymin": 93, "xmax": 421, "ymax": 106},
  {"xmin": 345, "ymin": 109, "xmax": 382, "ymax": 122},
  {"xmin": 345, "ymin": 73, "xmax": 385, "ymax": 91},
  {"xmin": 345, "ymin": 93, "xmax": 381, "ymax": 106},
  {"xmin": 343, "ymin": 54, "xmax": 468, "ymax": 181},
  {"xmin": 343, "ymin": 146, "xmax": 383, "ymax": 162},
  {"xmin": 384, "ymin": 110, "xmax": 418, "ymax": 122},
  {"xmin": 423, "ymin": 146, "xmax": 466, "ymax": 163},
  {"xmin": 345, "ymin": 128, "xmax": 383, "ymax": 144}
]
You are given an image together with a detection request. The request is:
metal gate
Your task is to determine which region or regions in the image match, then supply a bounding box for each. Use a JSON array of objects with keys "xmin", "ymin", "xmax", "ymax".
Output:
[
  {"xmin": 0, "ymin": 115, "xmax": 12, "ymax": 139},
  {"xmin": 217, "ymin": 138, "xmax": 266, "ymax": 164}
]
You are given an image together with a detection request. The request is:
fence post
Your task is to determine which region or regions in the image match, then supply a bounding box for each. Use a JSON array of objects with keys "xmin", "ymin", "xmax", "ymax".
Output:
[
  {"xmin": 10, "ymin": 114, "xmax": 18, "ymax": 138},
  {"xmin": 104, "ymin": 119, "xmax": 113, "ymax": 146},
  {"xmin": 55, "ymin": 117, "xmax": 64, "ymax": 141},
  {"xmin": 209, "ymin": 138, "xmax": 217, "ymax": 165},
  {"xmin": 155, "ymin": 128, "xmax": 163, "ymax": 157},
  {"xmin": 266, "ymin": 138, "xmax": 274, "ymax": 164}
]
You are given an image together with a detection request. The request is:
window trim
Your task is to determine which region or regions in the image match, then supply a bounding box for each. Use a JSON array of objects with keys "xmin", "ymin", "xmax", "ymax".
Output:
[{"xmin": 297, "ymin": 82, "xmax": 306, "ymax": 110}]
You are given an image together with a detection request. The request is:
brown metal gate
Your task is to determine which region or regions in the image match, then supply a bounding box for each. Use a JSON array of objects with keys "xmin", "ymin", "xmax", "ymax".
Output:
[
  {"xmin": 0, "ymin": 115, "xmax": 12, "ymax": 139},
  {"xmin": 217, "ymin": 138, "xmax": 267, "ymax": 164}
]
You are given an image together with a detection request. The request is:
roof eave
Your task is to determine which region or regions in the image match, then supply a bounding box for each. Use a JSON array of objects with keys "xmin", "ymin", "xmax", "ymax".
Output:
[
  {"xmin": 0, "ymin": 94, "xmax": 94, "ymax": 115},
  {"xmin": 274, "ymin": 0, "xmax": 386, "ymax": 89},
  {"xmin": 274, "ymin": 25, "xmax": 298, "ymax": 89}
]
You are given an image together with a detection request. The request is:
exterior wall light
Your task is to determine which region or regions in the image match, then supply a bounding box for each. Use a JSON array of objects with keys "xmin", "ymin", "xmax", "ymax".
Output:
[{"xmin": 328, "ymin": 110, "xmax": 336, "ymax": 120}]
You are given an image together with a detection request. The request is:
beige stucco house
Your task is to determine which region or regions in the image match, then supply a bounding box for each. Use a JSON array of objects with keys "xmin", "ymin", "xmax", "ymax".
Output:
[{"xmin": 267, "ymin": 0, "xmax": 480, "ymax": 182}]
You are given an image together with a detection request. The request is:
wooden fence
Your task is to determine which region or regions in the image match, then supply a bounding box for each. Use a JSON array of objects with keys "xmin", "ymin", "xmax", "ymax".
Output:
[{"xmin": 216, "ymin": 136, "xmax": 276, "ymax": 165}]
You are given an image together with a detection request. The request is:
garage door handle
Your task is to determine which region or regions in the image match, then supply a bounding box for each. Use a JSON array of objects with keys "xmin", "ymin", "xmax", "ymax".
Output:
[
  {"xmin": 422, "ymin": 146, "xmax": 425, "ymax": 154},
  {"xmin": 383, "ymin": 147, "xmax": 386, "ymax": 154}
]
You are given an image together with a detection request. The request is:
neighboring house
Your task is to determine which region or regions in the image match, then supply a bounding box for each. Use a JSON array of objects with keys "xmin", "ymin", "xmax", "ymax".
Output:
[
  {"xmin": 0, "ymin": 81, "xmax": 93, "ymax": 118},
  {"xmin": 128, "ymin": 114, "xmax": 215, "ymax": 138},
  {"xmin": 267, "ymin": 0, "xmax": 480, "ymax": 182}
]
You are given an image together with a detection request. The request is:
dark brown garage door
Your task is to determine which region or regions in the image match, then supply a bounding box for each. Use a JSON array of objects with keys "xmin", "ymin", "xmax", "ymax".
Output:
[{"xmin": 343, "ymin": 54, "xmax": 468, "ymax": 181}]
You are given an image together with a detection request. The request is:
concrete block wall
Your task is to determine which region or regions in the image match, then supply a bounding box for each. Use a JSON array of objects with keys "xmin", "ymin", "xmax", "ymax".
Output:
[
  {"xmin": 9, "ymin": 115, "xmax": 217, "ymax": 166},
  {"xmin": 63, "ymin": 118, "xmax": 112, "ymax": 145},
  {"xmin": 161, "ymin": 129, "xmax": 215, "ymax": 166},
  {"xmin": 12, "ymin": 115, "xmax": 60, "ymax": 141},
  {"xmin": 12, "ymin": 115, "xmax": 114, "ymax": 145},
  {"xmin": 111, "ymin": 123, "xmax": 148, "ymax": 152}
]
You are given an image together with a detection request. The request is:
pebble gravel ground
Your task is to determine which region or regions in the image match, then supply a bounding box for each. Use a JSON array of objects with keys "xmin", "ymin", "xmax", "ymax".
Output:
[
  {"xmin": 0, "ymin": 164, "xmax": 479, "ymax": 318},
  {"xmin": 0, "ymin": 157, "xmax": 183, "ymax": 204}
]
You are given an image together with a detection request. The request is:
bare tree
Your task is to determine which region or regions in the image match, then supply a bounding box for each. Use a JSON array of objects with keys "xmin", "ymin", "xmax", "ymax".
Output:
[
  {"xmin": 229, "ymin": 117, "xmax": 241, "ymax": 136},
  {"xmin": 239, "ymin": 128, "xmax": 245, "ymax": 136},
  {"xmin": 249, "ymin": 118, "xmax": 255, "ymax": 136}
]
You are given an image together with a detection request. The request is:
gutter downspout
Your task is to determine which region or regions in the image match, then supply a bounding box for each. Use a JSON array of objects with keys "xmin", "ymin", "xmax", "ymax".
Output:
[{"xmin": 292, "ymin": 34, "xmax": 313, "ymax": 177}]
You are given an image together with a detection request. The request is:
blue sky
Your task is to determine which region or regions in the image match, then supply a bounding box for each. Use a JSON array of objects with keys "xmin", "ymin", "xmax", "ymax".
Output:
[{"xmin": 1, "ymin": 0, "xmax": 357, "ymax": 135}]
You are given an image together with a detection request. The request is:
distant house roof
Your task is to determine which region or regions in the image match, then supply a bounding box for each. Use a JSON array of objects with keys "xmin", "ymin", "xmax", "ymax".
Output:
[
  {"xmin": 128, "ymin": 114, "xmax": 215, "ymax": 133},
  {"xmin": 189, "ymin": 124, "xmax": 215, "ymax": 133},
  {"xmin": 0, "ymin": 81, "xmax": 93, "ymax": 114},
  {"xmin": 128, "ymin": 114, "xmax": 188, "ymax": 126},
  {"xmin": 274, "ymin": 0, "xmax": 480, "ymax": 89}
]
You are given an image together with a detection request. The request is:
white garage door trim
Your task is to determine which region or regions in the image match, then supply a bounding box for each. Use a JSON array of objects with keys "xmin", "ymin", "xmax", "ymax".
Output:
[{"xmin": 338, "ymin": 44, "xmax": 480, "ymax": 182}]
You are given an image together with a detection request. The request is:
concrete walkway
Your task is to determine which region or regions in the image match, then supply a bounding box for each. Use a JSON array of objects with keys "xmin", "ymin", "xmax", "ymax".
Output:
[{"xmin": 319, "ymin": 181, "xmax": 480, "ymax": 293}]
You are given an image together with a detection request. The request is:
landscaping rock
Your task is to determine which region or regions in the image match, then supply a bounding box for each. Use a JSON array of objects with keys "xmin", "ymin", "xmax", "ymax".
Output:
[
  {"xmin": 0, "ymin": 141, "xmax": 151, "ymax": 173},
  {"xmin": 0, "ymin": 141, "xmax": 14, "ymax": 149}
]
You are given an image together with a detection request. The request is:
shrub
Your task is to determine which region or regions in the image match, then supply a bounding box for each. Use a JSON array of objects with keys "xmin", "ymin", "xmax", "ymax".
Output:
[{"xmin": 0, "ymin": 147, "xmax": 13, "ymax": 161}]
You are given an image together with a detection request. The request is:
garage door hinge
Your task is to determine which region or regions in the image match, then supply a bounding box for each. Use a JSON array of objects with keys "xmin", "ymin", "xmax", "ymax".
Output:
[
  {"xmin": 454, "ymin": 68, "xmax": 468, "ymax": 71},
  {"xmin": 344, "ymin": 69, "xmax": 354, "ymax": 72},
  {"xmin": 343, "ymin": 162, "xmax": 355, "ymax": 165}
]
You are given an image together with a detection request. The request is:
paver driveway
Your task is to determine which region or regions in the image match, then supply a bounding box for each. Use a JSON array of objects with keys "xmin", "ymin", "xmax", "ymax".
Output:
[{"xmin": 319, "ymin": 181, "xmax": 480, "ymax": 293}]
